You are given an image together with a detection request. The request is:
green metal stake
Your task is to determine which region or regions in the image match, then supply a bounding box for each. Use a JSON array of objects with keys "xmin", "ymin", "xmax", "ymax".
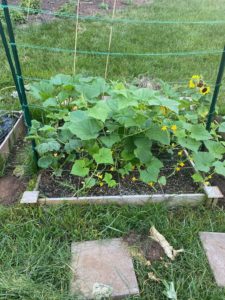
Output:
[
  {"xmin": 1, "ymin": 0, "xmax": 38, "ymax": 163},
  {"xmin": 2, "ymin": 0, "xmax": 32, "ymax": 128},
  {"xmin": 0, "ymin": 20, "xmax": 24, "ymax": 106},
  {"xmin": 206, "ymin": 45, "xmax": 225, "ymax": 131}
]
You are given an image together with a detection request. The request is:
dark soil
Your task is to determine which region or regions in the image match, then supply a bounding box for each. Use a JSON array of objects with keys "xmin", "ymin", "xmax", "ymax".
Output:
[
  {"xmin": 39, "ymin": 151, "xmax": 200, "ymax": 198},
  {"xmin": 8, "ymin": 0, "xmax": 153, "ymax": 24},
  {"xmin": 123, "ymin": 231, "xmax": 165, "ymax": 262},
  {"xmin": 0, "ymin": 139, "xmax": 29, "ymax": 205},
  {"xmin": 0, "ymin": 112, "xmax": 18, "ymax": 145}
]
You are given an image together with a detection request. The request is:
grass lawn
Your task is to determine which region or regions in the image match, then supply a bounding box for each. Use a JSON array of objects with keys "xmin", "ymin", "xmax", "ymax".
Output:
[
  {"xmin": 0, "ymin": 204, "xmax": 225, "ymax": 299},
  {"xmin": 1, "ymin": 0, "xmax": 225, "ymax": 111}
]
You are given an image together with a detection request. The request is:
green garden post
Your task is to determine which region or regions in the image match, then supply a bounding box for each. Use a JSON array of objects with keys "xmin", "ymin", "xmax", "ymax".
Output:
[
  {"xmin": 0, "ymin": 20, "xmax": 24, "ymax": 107},
  {"xmin": 1, "ymin": 0, "xmax": 38, "ymax": 162},
  {"xmin": 2, "ymin": 0, "xmax": 32, "ymax": 128},
  {"xmin": 206, "ymin": 45, "xmax": 225, "ymax": 131}
]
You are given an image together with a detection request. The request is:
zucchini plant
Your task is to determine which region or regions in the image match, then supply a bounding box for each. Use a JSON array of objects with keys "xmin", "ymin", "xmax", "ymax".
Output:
[{"xmin": 28, "ymin": 74, "xmax": 225, "ymax": 189}]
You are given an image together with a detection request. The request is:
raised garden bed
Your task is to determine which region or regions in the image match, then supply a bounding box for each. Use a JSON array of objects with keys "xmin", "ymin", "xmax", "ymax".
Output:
[
  {"xmin": 20, "ymin": 74, "xmax": 224, "ymax": 206},
  {"xmin": 0, "ymin": 111, "xmax": 25, "ymax": 164},
  {"xmin": 21, "ymin": 150, "xmax": 222, "ymax": 207}
]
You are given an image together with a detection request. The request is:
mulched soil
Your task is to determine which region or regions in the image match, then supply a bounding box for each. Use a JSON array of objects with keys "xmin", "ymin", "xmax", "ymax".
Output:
[
  {"xmin": 123, "ymin": 231, "xmax": 165, "ymax": 262},
  {"xmin": 8, "ymin": 0, "xmax": 152, "ymax": 23},
  {"xmin": 39, "ymin": 150, "xmax": 200, "ymax": 198},
  {"xmin": 0, "ymin": 139, "xmax": 29, "ymax": 205},
  {"xmin": 0, "ymin": 112, "xmax": 18, "ymax": 144}
]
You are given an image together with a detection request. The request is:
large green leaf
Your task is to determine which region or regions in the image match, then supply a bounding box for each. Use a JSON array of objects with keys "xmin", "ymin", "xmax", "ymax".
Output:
[
  {"xmin": 148, "ymin": 96, "xmax": 179, "ymax": 113},
  {"xmin": 113, "ymin": 110, "xmax": 147, "ymax": 128},
  {"xmin": 68, "ymin": 110, "xmax": 102, "ymax": 140},
  {"xmin": 134, "ymin": 136, "xmax": 152, "ymax": 163},
  {"xmin": 50, "ymin": 74, "xmax": 73, "ymax": 86},
  {"xmin": 103, "ymin": 173, "xmax": 117, "ymax": 187},
  {"xmin": 87, "ymin": 101, "xmax": 111, "ymax": 122},
  {"xmin": 43, "ymin": 97, "xmax": 58, "ymax": 108},
  {"xmin": 76, "ymin": 77, "xmax": 108, "ymax": 99},
  {"xmin": 204, "ymin": 140, "xmax": 225, "ymax": 159},
  {"xmin": 100, "ymin": 134, "xmax": 120, "ymax": 148},
  {"xmin": 36, "ymin": 140, "xmax": 61, "ymax": 155},
  {"xmin": 30, "ymin": 81, "xmax": 55, "ymax": 101},
  {"xmin": 190, "ymin": 124, "xmax": 212, "ymax": 141},
  {"xmin": 213, "ymin": 161, "xmax": 225, "ymax": 176},
  {"xmin": 64, "ymin": 139, "xmax": 82, "ymax": 153},
  {"xmin": 132, "ymin": 88, "xmax": 157, "ymax": 101},
  {"xmin": 71, "ymin": 160, "xmax": 90, "ymax": 177},
  {"xmin": 139, "ymin": 157, "xmax": 163, "ymax": 183},
  {"xmin": 218, "ymin": 122, "xmax": 225, "ymax": 133},
  {"xmin": 146, "ymin": 124, "xmax": 170, "ymax": 145},
  {"xmin": 38, "ymin": 155, "xmax": 53, "ymax": 169},
  {"xmin": 192, "ymin": 151, "xmax": 215, "ymax": 172},
  {"xmin": 177, "ymin": 137, "xmax": 201, "ymax": 152},
  {"xmin": 93, "ymin": 148, "xmax": 113, "ymax": 164}
]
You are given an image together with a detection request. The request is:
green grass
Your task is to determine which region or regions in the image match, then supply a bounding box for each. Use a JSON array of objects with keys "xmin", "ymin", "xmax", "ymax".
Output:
[
  {"xmin": 1, "ymin": 0, "xmax": 225, "ymax": 112},
  {"xmin": 1, "ymin": 204, "xmax": 225, "ymax": 299}
]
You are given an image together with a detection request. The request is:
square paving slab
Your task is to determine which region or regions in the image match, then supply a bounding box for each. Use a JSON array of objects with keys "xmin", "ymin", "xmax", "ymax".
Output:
[
  {"xmin": 200, "ymin": 232, "xmax": 225, "ymax": 287},
  {"xmin": 71, "ymin": 238, "xmax": 139, "ymax": 299}
]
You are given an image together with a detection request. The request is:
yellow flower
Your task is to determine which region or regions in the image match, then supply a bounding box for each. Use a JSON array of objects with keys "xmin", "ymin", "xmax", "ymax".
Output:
[
  {"xmin": 131, "ymin": 165, "xmax": 135, "ymax": 171},
  {"xmin": 99, "ymin": 182, "xmax": 104, "ymax": 187},
  {"xmin": 148, "ymin": 182, "xmax": 154, "ymax": 187},
  {"xmin": 178, "ymin": 150, "xmax": 183, "ymax": 156},
  {"xmin": 171, "ymin": 125, "xmax": 177, "ymax": 132},
  {"xmin": 110, "ymin": 167, "xmax": 115, "ymax": 172},
  {"xmin": 208, "ymin": 175, "xmax": 212, "ymax": 179},
  {"xmin": 179, "ymin": 162, "xmax": 185, "ymax": 167},
  {"xmin": 53, "ymin": 153, "xmax": 58, "ymax": 157},
  {"xmin": 200, "ymin": 86, "xmax": 210, "ymax": 95},
  {"xmin": 161, "ymin": 125, "xmax": 168, "ymax": 131},
  {"xmin": 176, "ymin": 167, "xmax": 181, "ymax": 172},
  {"xmin": 131, "ymin": 176, "xmax": 137, "ymax": 182},
  {"xmin": 97, "ymin": 173, "xmax": 103, "ymax": 179},
  {"xmin": 189, "ymin": 80, "xmax": 196, "ymax": 88},
  {"xmin": 204, "ymin": 181, "xmax": 210, "ymax": 186},
  {"xmin": 192, "ymin": 75, "xmax": 201, "ymax": 80},
  {"xmin": 72, "ymin": 106, "xmax": 78, "ymax": 111}
]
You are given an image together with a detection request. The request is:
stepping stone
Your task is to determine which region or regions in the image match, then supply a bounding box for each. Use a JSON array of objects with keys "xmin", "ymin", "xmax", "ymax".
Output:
[
  {"xmin": 71, "ymin": 238, "xmax": 139, "ymax": 299},
  {"xmin": 200, "ymin": 232, "xmax": 225, "ymax": 287}
]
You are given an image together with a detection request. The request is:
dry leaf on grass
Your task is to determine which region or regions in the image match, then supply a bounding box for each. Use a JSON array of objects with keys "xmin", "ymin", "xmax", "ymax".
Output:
[
  {"xmin": 149, "ymin": 226, "xmax": 184, "ymax": 261},
  {"xmin": 148, "ymin": 272, "xmax": 161, "ymax": 282}
]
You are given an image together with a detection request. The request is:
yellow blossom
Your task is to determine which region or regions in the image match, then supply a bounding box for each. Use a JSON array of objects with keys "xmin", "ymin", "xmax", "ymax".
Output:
[
  {"xmin": 204, "ymin": 181, "xmax": 210, "ymax": 186},
  {"xmin": 200, "ymin": 86, "xmax": 210, "ymax": 95},
  {"xmin": 171, "ymin": 125, "xmax": 177, "ymax": 132},
  {"xmin": 191, "ymin": 75, "xmax": 201, "ymax": 80},
  {"xmin": 99, "ymin": 182, "xmax": 104, "ymax": 187},
  {"xmin": 131, "ymin": 176, "xmax": 137, "ymax": 182},
  {"xmin": 53, "ymin": 153, "xmax": 58, "ymax": 157},
  {"xmin": 131, "ymin": 165, "xmax": 135, "ymax": 171},
  {"xmin": 208, "ymin": 175, "xmax": 212, "ymax": 179},
  {"xmin": 179, "ymin": 162, "xmax": 185, "ymax": 167},
  {"xmin": 72, "ymin": 106, "xmax": 78, "ymax": 111},
  {"xmin": 148, "ymin": 182, "xmax": 154, "ymax": 187},
  {"xmin": 189, "ymin": 80, "xmax": 196, "ymax": 88},
  {"xmin": 161, "ymin": 125, "xmax": 168, "ymax": 131},
  {"xmin": 110, "ymin": 167, "xmax": 115, "ymax": 172},
  {"xmin": 176, "ymin": 167, "xmax": 181, "ymax": 172},
  {"xmin": 178, "ymin": 150, "xmax": 183, "ymax": 156},
  {"xmin": 97, "ymin": 173, "xmax": 103, "ymax": 179}
]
